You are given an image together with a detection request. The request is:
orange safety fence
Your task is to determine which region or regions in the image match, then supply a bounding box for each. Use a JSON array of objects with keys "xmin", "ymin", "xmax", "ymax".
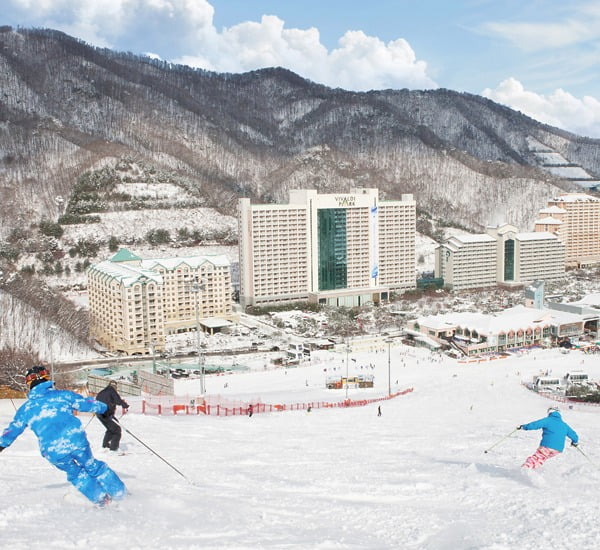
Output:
[{"xmin": 136, "ymin": 387, "xmax": 414, "ymax": 417}]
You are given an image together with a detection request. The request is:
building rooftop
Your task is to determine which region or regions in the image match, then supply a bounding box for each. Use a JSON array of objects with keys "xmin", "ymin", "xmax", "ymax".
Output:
[
  {"xmin": 90, "ymin": 251, "xmax": 230, "ymax": 287},
  {"xmin": 534, "ymin": 217, "xmax": 563, "ymax": 225},
  {"xmin": 110, "ymin": 248, "xmax": 142, "ymax": 263},
  {"xmin": 88, "ymin": 260, "xmax": 163, "ymax": 287},
  {"xmin": 416, "ymin": 304, "xmax": 583, "ymax": 337},
  {"xmin": 142, "ymin": 254, "xmax": 230, "ymax": 271},
  {"xmin": 539, "ymin": 206, "xmax": 567, "ymax": 214},
  {"xmin": 453, "ymin": 234, "xmax": 497, "ymax": 244},
  {"xmin": 552, "ymin": 193, "xmax": 600, "ymax": 203},
  {"xmin": 570, "ymin": 293, "xmax": 600, "ymax": 308},
  {"xmin": 516, "ymin": 231, "xmax": 559, "ymax": 241}
]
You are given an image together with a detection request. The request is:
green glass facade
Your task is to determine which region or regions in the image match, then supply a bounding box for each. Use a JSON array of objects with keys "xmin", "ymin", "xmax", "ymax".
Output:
[
  {"xmin": 318, "ymin": 209, "xmax": 347, "ymax": 291},
  {"xmin": 504, "ymin": 239, "xmax": 515, "ymax": 281}
]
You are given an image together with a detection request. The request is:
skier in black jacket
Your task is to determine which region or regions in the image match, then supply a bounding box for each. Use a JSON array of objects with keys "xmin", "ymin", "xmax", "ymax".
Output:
[{"xmin": 96, "ymin": 381, "xmax": 129, "ymax": 452}]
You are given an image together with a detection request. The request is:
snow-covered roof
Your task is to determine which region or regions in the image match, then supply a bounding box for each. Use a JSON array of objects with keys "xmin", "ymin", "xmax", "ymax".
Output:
[
  {"xmin": 570, "ymin": 293, "xmax": 600, "ymax": 308},
  {"xmin": 412, "ymin": 318, "xmax": 457, "ymax": 331},
  {"xmin": 442, "ymin": 234, "xmax": 496, "ymax": 252},
  {"xmin": 539, "ymin": 206, "xmax": 567, "ymax": 214},
  {"xmin": 306, "ymin": 338, "xmax": 335, "ymax": 346},
  {"xmin": 516, "ymin": 231, "xmax": 558, "ymax": 241},
  {"xmin": 534, "ymin": 217, "xmax": 562, "ymax": 225},
  {"xmin": 88, "ymin": 260, "xmax": 163, "ymax": 287},
  {"xmin": 90, "ymin": 250, "xmax": 230, "ymax": 286},
  {"xmin": 200, "ymin": 317, "xmax": 233, "ymax": 329},
  {"xmin": 416, "ymin": 304, "xmax": 583, "ymax": 337},
  {"xmin": 453, "ymin": 234, "xmax": 496, "ymax": 244},
  {"xmin": 552, "ymin": 193, "xmax": 600, "ymax": 203},
  {"xmin": 142, "ymin": 254, "xmax": 230, "ymax": 271}
]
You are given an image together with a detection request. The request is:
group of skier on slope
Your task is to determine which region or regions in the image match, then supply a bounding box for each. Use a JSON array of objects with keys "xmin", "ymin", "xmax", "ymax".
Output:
[
  {"xmin": 0, "ymin": 366, "xmax": 130, "ymax": 507},
  {"xmin": 0, "ymin": 364, "xmax": 583, "ymax": 507}
]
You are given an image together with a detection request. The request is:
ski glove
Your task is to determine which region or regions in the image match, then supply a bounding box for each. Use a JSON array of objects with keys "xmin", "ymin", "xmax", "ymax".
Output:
[
  {"xmin": 0, "ymin": 446, "xmax": 4, "ymax": 452},
  {"xmin": 571, "ymin": 441, "xmax": 579, "ymax": 447},
  {"xmin": 517, "ymin": 425, "xmax": 523, "ymax": 430}
]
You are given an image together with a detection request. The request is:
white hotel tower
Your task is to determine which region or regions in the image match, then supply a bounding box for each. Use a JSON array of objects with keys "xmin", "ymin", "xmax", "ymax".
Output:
[{"xmin": 238, "ymin": 189, "xmax": 416, "ymax": 308}]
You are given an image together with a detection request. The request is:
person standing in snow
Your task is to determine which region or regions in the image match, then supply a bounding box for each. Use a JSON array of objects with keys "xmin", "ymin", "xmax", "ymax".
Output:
[
  {"xmin": 518, "ymin": 406, "xmax": 579, "ymax": 469},
  {"xmin": 0, "ymin": 366, "xmax": 126, "ymax": 507},
  {"xmin": 96, "ymin": 380, "xmax": 129, "ymax": 452}
]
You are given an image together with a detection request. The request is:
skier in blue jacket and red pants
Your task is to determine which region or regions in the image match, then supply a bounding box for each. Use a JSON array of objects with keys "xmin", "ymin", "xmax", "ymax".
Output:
[
  {"xmin": 518, "ymin": 406, "xmax": 579, "ymax": 469},
  {"xmin": 0, "ymin": 366, "xmax": 127, "ymax": 506}
]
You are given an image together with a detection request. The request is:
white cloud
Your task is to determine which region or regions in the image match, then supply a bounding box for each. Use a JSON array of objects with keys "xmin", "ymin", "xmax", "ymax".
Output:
[
  {"xmin": 481, "ymin": 2, "xmax": 600, "ymax": 52},
  {"xmin": 326, "ymin": 32, "xmax": 435, "ymax": 91},
  {"xmin": 482, "ymin": 20, "xmax": 596, "ymax": 52},
  {"xmin": 482, "ymin": 78, "xmax": 600, "ymax": 138},
  {"xmin": 172, "ymin": 15, "xmax": 436, "ymax": 91},
  {"xmin": 7, "ymin": 0, "xmax": 436, "ymax": 92}
]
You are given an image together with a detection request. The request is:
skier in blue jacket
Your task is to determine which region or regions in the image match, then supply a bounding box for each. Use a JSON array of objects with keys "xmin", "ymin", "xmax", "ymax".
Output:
[
  {"xmin": 0, "ymin": 366, "xmax": 127, "ymax": 506},
  {"xmin": 518, "ymin": 406, "xmax": 579, "ymax": 469}
]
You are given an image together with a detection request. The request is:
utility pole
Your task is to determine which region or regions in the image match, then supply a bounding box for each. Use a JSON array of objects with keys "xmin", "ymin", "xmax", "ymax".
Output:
[
  {"xmin": 48, "ymin": 325, "xmax": 58, "ymax": 382},
  {"xmin": 386, "ymin": 338, "xmax": 394, "ymax": 396},
  {"xmin": 151, "ymin": 340, "xmax": 156, "ymax": 375},
  {"xmin": 191, "ymin": 276, "xmax": 206, "ymax": 394},
  {"xmin": 345, "ymin": 339, "xmax": 351, "ymax": 399}
]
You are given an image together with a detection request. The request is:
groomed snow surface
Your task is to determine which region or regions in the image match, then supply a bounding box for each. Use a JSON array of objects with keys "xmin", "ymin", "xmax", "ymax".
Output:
[{"xmin": 2, "ymin": 346, "xmax": 600, "ymax": 550}]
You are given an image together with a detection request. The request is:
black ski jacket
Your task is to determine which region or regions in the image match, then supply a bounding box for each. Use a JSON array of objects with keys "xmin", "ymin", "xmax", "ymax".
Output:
[{"xmin": 96, "ymin": 386, "xmax": 129, "ymax": 418}]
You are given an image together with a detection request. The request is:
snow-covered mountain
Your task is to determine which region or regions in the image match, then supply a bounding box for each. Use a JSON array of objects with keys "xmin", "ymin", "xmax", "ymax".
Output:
[{"xmin": 1, "ymin": 26, "xmax": 599, "ymax": 243}]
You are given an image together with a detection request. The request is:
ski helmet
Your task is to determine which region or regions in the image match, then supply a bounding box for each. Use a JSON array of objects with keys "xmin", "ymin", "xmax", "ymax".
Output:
[
  {"xmin": 547, "ymin": 405, "xmax": 560, "ymax": 415},
  {"xmin": 25, "ymin": 366, "xmax": 51, "ymax": 389}
]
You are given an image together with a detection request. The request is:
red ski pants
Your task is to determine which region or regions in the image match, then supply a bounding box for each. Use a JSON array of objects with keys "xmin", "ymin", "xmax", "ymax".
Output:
[{"xmin": 522, "ymin": 446, "xmax": 560, "ymax": 469}]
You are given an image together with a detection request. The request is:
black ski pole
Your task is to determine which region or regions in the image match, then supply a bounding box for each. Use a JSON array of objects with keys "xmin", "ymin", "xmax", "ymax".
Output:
[
  {"xmin": 574, "ymin": 445, "xmax": 597, "ymax": 468},
  {"xmin": 484, "ymin": 428, "xmax": 519, "ymax": 454},
  {"xmin": 84, "ymin": 414, "xmax": 96, "ymax": 430},
  {"xmin": 113, "ymin": 417, "xmax": 191, "ymax": 482}
]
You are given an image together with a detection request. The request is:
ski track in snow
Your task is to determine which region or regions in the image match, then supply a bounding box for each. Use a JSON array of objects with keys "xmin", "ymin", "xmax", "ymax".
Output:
[{"xmin": 2, "ymin": 346, "xmax": 600, "ymax": 549}]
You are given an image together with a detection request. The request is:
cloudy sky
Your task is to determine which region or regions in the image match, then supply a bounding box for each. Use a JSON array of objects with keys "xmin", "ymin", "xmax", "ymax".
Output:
[{"xmin": 5, "ymin": 0, "xmax": 600, "ymax": 137}]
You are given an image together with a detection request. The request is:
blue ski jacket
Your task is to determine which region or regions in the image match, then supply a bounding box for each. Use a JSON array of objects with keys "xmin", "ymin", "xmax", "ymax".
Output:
[
  {"xmin": 0, "ymin": 381, "xmax": 108, "ymax": 460},
  {"xmin": 521, "ymin": 411, "xmax": 579, "ymax": 452}
]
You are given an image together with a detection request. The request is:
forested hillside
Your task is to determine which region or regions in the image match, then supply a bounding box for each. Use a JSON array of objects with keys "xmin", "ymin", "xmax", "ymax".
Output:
[{"xmin": 2, "ymin": 26, "xmax": 599, "ymax": 243}]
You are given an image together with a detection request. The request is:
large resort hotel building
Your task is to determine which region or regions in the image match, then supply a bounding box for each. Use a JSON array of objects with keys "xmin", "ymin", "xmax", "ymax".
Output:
[
  {"xmin": 435, "ymin": 223, "xmax": 565, "ymax": 291},
  {"xmin": 88, "ymin": 249, "xmax": 234, "ymax": 355},
  {"xmin": 534, "ymin": 193, "xmax": 600, "ymax": 267},
  {"xmin": 238, "ymin": 188, "xmax": 416, "ymax": 308}
]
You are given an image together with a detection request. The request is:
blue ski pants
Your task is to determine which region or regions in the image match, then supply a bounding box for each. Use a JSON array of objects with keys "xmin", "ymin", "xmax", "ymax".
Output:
[{"xmin": 51, "ymin": 445, "xmax": 126, "ymax": 504}]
